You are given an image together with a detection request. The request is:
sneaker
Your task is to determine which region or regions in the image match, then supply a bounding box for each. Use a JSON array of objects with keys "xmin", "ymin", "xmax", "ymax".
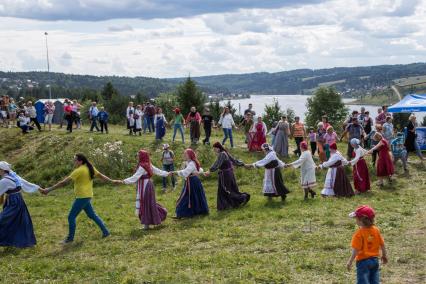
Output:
[
  {"xmin": 102, "ymin": 232, "xmax": 110, "ymax": 238},
  {"xmin": 61, "ymin": 238, "xmax": 73, "ymax": 244}
]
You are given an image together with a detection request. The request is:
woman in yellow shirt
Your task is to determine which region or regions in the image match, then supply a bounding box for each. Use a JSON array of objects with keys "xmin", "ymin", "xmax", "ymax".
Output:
[{"xmin": 44, "ymin": 154, "xmax": 116, "ymax": 244}]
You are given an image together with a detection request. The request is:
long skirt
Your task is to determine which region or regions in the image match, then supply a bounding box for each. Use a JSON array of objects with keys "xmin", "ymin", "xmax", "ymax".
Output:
[
  {"xmin": 333, "ymin": 167, "xmax": 354, "ymax": 197},
  {"xmin": 377, "ymin": 149, "xmax": 394, "ymax": 177},
  {"xmin": 138, "ymin": 179, "xmax": 167, "ymax": 225},
  {"xmin": 0, "ymin": 193, "xmax": 36, "ymax": 248},
  {"xmin": 176, "ymin": 176, "xmax": 209, "ymax": 218},
  {"xmin": 353, "ymin": 158, "xmax": 370, "ymax": 193},
  {"xmin": 155, "ymin": 119, "xmax": 166, "ymax": 140},
  {"xmin": 263, "ymin": 168, "xmax": 290, "ymax": 197},
  {"xmin": 190, "ymin": 121, "xmax": 200, "ymax": 142},
  {"xmin": 217, "ymin": 169, "xmax": 250, "ymax": 210},
  {"xmin": 273, "ymin": 130, "xmax": 289, "ymax": 157}
]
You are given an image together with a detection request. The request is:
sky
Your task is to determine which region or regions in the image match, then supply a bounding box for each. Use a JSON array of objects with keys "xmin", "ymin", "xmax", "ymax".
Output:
[{"xmin": 0, "ymin": 0, "xmax": 425, "ymax": 78}]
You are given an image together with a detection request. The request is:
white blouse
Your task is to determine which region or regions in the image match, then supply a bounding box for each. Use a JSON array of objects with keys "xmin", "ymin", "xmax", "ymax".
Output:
[
  {"xmin": 0, "ymin": 176, "xmax": 40, "ymax": 195},
  {"xmin": 176, "ymin": 161, "xmax": 203, "ymax": 178},
  {"xmin": 319, "ymin": 151, "xmax": 348, "ymax": 169},
  {"xmin": 252, "ymin": 151, "xmax": 285, "ymax": 168},
  {"xmin": 123, "ymin": 166, "xmax": 169, "ymax": 184},
  {"xmin": 289, "ymin": 151, "xmax": 315, "ymax": 169},
  {"xmin": 218, "ymin": 113, "xmax": 235, "ymax": 129},
  {"xmin": 154, "ymin": 114, "xmax": 167, "ymax": 125},
  {"xmin": 126, "ymin": 107, "xmax": 135, "ymax": 119},
  {"xmin": 349, "ymin": 147, "xmax": 368, "ymax": 166}
]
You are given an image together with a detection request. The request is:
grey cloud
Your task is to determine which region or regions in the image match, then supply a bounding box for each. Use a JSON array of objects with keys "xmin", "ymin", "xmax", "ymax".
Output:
[
  {"xmin": 204, "ymin": 13, "xmax": 271, "ymax": 34},
  {"xmin": 16, "ymin": 50, "xmax": 46, "ymax": 70},
  {"xmin": 108, "ymin": 24, "xmax": 133, "ymax": 32},
  {"xmin": 240, "ymin": 37, "xmax": 261, "ymax": 46},
  {"xmin": 59, "ymin": 51, "xmax": 73, "ymax": 66},
  {"xmin": 386, "ymin": 0, "xmax": 421, "ymax": 17},
  {"xmin": 0, "ymin": 0, "xmax": 322, "ymax": 21}
]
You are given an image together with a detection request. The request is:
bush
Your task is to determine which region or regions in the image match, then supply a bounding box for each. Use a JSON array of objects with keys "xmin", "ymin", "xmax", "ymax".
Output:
[
  {"xmin": 305, "ymin": 87, "xmax": 348, "ymax": 130},
  {"xmin": 393, "ymin": 113, "xmax": 411, "ymax": 131},
  {"xmin": 154, "ymin": 93, "xmax": 179, "ymax": 122}
]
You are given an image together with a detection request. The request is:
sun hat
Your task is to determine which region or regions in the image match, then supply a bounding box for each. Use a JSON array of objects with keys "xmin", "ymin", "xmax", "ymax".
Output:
[
  {"xmin": 0, "ymin": 161, "xmax": 12, "ymax": 171},
  {"xmin": 162, "ymin": 144, "xmax": 170, "ymax": 150},
  {"xmin": 349, "ymin": 205, "xmax": 375, "ymax": 219}
]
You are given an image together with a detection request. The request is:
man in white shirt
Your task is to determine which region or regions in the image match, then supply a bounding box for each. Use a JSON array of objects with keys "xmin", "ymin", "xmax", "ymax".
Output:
[{"xmin": 89, "ymin": 101, "xmax": 100, "ymax": 132}]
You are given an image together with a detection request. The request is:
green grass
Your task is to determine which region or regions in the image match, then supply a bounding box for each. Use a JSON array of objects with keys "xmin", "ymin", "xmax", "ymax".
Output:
[{"xmin": 0, "ymin": 125, "xmax": 425, "ymax": 283}]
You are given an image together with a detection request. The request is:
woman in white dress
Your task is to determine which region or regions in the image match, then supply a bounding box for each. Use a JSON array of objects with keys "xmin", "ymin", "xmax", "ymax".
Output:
[
  {"xmin": 318, "ymin": 143, "xmax": 354, "ymax": 197},
  {"xmin": 126, "ymin": 102, "xmax": 135, "ymax": 135},
  {"xmin": 286, "ymin": 141, "xmax": 317, "ymax": 200},
  {"xmin": 246, "ymin": 143, "xmax": 290, "ymax": 201},
  {"xmin": 133, "ymin": 105, "xmax": 143, "ymax": 136},
  {"xmin": 117, "ymin": 150, "xmax": 170, "ymax": 230}
]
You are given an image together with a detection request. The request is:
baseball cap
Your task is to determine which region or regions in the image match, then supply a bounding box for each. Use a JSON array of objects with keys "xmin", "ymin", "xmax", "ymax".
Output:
[{"xmin": 349, "ymin": 205, "xmax": 375, "ymax": 219}]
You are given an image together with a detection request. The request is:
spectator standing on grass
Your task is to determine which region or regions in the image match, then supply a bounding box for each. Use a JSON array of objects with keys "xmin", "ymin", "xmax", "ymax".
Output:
[
  {"xmin": 64, "ymin": 101, "xmax": 74, "ymax": 133},
  {"xmin": 88, "ymin": 101, "xmax": 100, "ymax": 132},
  {"xmin": 97, "ymin": 107, "xmax": 109, "ymax": 134},
  {"xmin": 273, "ymin": 115, "xmax": 290, "ymax": 158},
  {"xmin": 218, "ymin": 107, "xmax": 237, "ymax": 148},
  {"xmin": 43, "ymin": 101, "xmax": 55, "ymax": 131},
  {"xmin": 291, "ymin": 116, "xmax": 306, "ymax": 157},
  {"xmin": 8, "ymin": 98, "xmax": 17, "ymax": 128},
  {"xmin": 144, "ymin": 102, "xmax": 156, "ymax": 133},
  {"xmin": 240, "ymin": 113, "xmax": 254, "ymax": 144},
  {"xmin": 161, "ymin": 144, "xmax": 176, "ymax": 192},
  {"xmin": 316, "ymin": 122, "xmax": 327, "ymax": 162},
  {"xmin": 341, "ymin": 117, "xmax": 365, "ymax": 160},
  {"xmin": 382, "ymin": 116, "xmax": 394, "ymax": 142},
  {"xmin": 201, "ymin": 108, "xmax": 213, "ymax": 145},
  {"xmin": 126, "ymin": 102, "xmax": 135, "ymax": 135},
  {"xmin": 154, "ymin": 107, "xmax": 167, "ymax": 141},
  {"xmin": 72, "ymin": 100, "xmax": 82, "ymax": 129},
  {"xmin": 404, "ymin": 114, "xmax": 425, "ymax": 162},
  {"xmin": 133, "ymin": 105, "xmax": 143, "ymax": 136},
  {"xmin": 25, "ymin": 101, "xmax": 41, "ymax": 132},
  {"xmin": 391, "ymin": 133, "xmax": 408, "ymax": 172},
  {"xmin": 347, "ymin": 205, "xmax": 388, "ymax": 284},
  {"xmin": 363, "ymin": 111, "xmax": 373, "ymax": 147},
  {"xmin": 186, "ymin": 106, "xmax": 202, "ymax": 145},
  {"xmin": 308, "ymin": 127, "xmax": 317, "ymax": 156},
  {"xmin": 172, "ymin": 108, "xmax": 185, "ymax": 143}
]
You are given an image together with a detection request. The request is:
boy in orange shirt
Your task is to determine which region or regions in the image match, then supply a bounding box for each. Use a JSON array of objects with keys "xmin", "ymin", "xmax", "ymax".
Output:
[{"xmin": 346, "ymin": 205, "xmax": 388, "ymax": 284}]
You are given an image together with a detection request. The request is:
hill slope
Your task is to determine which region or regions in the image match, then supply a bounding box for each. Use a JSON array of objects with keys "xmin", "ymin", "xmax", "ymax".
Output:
[{"xmin": 0, "ymin": 126, "xmax": 425, "ymax": 283}]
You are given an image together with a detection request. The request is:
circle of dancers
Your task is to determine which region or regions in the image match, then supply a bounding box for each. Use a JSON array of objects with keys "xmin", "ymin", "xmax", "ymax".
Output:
[{"xmin": 0, "ymin": 132, "xmax": 397, "ymax": 248}]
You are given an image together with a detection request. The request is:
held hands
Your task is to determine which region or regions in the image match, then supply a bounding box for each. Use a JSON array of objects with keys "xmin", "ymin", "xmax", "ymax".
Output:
[
  {"xmin": 244, "ymin": 164, "xmax": 253, "ymax": 169},
  {"xmin": 39, "ymin": 188, "xmax": 50, "ymax": 195},
  {"xmin": 204, "ymin": 171, "xmax": 210, "ymax": 177},
  {"xmin": 168, "ymin": 172, "xmax": 174, "ymax": 177},
  {"xmin": 381, "ymin": 255, "xmax": 388, "ymax": 265},
  {"xmin": 112, "ymin": 180, "xmax": 124, "ymax": 185}
]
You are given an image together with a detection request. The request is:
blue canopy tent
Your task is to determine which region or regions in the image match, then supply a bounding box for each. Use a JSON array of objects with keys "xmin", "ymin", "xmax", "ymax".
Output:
[{"xmin": 388, "ymin": 94, "xmax": 426, "ymax": 150}]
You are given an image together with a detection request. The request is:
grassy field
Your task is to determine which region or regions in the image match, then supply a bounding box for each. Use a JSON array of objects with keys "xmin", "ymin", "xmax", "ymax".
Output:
[{"xmin": 0, "ymin": 125, "xmax": 425, "ymax": 283}]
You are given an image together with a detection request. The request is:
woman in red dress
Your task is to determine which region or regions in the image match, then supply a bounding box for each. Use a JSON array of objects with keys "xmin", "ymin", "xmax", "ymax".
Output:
[
  {"xmin": 348, "ymin": 138, "xmax": 370, "ymax": 193},
  {"xmin": 249, "ymin": 116, "xmax": 267, "ymax": 152},
  {"xmin": 367, "ymin": 132, "xmax": 394, "ymax": 186}
]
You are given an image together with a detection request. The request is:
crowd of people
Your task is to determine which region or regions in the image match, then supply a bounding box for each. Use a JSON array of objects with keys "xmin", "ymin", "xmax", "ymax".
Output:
[{"xmin": 3, "ymin": 100, "xmax": 426, "ymax": 283}]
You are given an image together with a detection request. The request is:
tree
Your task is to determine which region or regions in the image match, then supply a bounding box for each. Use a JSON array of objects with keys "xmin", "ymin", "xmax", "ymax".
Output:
[
  {"xmin": 392, "ymin": 113, "xmax": 411, "ymax": 131},
  {"xmin": 155, "ymin": 92, "xmax": 179, "ymax": 122},
  {"xmin": 305, "ymin": 87, "xmax": 348, "ymax": 130},
  {"xmin": 263, "ymin": 99, "xmax": 284, "ymax": 128},
  {"xmin": 176, "ymin": 77, "xmax": 206, "ymax": 116},
  {"xmin": 101, "ymin": 82, "xmax": 118, "ymax": 101},
  {"xmin": 208, "ymin": 99, "xmax": 222, "ymax": 121}
]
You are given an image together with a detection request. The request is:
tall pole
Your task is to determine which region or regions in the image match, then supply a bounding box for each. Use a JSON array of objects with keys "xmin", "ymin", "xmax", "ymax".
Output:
[{"xmin": 45, "ymin": 32, "xmax": 52, "ymax": 100}]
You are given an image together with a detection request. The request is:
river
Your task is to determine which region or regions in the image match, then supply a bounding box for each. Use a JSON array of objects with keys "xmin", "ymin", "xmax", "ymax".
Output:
[{"xmin": 223, "ymin": 95, "xmax": 379, "ymax": 120}]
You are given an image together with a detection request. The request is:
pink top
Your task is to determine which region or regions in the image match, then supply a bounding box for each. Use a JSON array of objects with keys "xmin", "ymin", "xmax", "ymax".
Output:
[{"xmin": 324, "ymin": 132, "xmax": 337, "ymax": 145}]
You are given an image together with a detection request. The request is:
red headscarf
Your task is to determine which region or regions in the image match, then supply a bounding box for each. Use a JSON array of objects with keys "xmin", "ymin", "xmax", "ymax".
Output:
[
  {"xmin": 329, "ymin": 142, "xmax": 337, "ymax": 151},
  {"xmin": 137, "ymin": 150, "xmax": 153, "ymax": 177},
  {"xmin": 184, "ymin": 148, "xmax": 201, "ymax": 171},
  {"xmin": 300, "ymin": 141, "xmax": 308, "ymax": 150}
]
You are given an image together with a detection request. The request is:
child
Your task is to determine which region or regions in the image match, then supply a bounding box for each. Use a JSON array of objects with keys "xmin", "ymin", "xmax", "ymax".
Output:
[
  {"xmin": 391, "ymin": 132, "xmax": 408, "ymax": 172},
  {"xmin": 97, "ymin": 107, "xmax": 109, "ymax": 134},
  {"xmin": 286, "ymin": 141, "xmax": 316, "ymax": 200},
  {"xmin": 161, "ymin": 144, "xmax": 176, "ymax": 192},
  {"xmin": 308, "ymin": 127, "xmax": 317, "ymax": 155},
  {"xmin": 324, "ymin": 126, "xmax": 338, "ymax": 160},
  {"xmin": 346, "ymin": 205, "xmax": 388, "ymax": 283}
]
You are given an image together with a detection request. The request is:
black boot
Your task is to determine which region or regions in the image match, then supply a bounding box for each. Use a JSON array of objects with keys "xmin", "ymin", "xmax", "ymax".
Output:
[
  {"xmin": 309, "ymin": 189, "xmax": 316, "ymax": 198},
  {"xmin": 281, "ymin": 195, "xmax": 286, "ymax": 202},
  {"xmin": 304, "ymin": 189, "xmax": 309, "ymax": 201}
]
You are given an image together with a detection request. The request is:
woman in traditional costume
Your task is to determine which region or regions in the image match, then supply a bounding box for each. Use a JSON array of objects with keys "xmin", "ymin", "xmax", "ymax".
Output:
[
  {"xmin": 45, "ymin": 154, "xmax": 114, "ymax": 244},
  {"xmin": 0, "ymin": 161, "xmax": 42, "ymax": 248},
  {"xmin": 367, "ymin": 132, "xmax": 394, "ymax": 186},
  {"xmin": 204, "ymin": 142, "xmax": 250, "ymax": 210},
  {"xmin": 348, "ymin": 138, "xmax": 370, "ymax": 193},
  {"xmin": 118, "ymin": 150, "xmax": 169, "ymax": 229},
  {"xmin": 154, "ymin": 108, "xmax": 167, "ymax": 140},
  {"xmin": 246, "ymin": 143, "xmax": 289, "ymax": 201},
  {"xmin": 273, "ymin": 116, "xmax": 290, "ymax": 157},
  {"xmin": 186, "ymin": 107, "xmax": 202, "ymax": 144},
  {"xmin": 287, "ymin": 141, "xmax": 317, "ymax": 200},
  {"xmin": 318, "ymin": 143, "xmax": 354, "ymax": 197},
  {"xmin": 249, "ymin": 116, "xmax": 267, "ymax": 152},
  {"xmin": 173, "ymin": 149, "xmax": 209, "ymax": 218}
]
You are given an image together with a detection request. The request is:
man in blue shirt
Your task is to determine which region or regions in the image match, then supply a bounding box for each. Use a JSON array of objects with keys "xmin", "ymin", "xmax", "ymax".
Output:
[
  {"xmin": 97, "ymin": 107, "xmax": 109, "ymax": 134},
  {"xmin": 89, "ymin": 101, "xmax": 100, "ymax": 132},
  {"xmin": 391, "ymin": 132, "xmax": 407, "ymax": 172}
]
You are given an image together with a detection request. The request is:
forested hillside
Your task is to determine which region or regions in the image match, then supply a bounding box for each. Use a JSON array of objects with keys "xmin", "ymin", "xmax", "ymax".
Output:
[{"xmin": 1, "ymin": 62, "xmax": 426, "ymax": 98}]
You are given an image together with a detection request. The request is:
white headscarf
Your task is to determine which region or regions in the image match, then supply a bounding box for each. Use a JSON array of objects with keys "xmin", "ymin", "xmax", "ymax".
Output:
[{"xmin": 0, "ymin": 161, "xmax": 12, "ymax": 171}]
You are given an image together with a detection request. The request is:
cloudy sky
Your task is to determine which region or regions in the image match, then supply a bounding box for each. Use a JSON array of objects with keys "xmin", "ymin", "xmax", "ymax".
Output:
[{"xmin": 0, "ymin": 0, "xmax": 425, "ymax": 78}]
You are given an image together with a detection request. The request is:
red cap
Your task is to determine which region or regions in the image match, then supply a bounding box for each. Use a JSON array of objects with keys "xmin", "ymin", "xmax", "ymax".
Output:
[
  {"xmin": 349, "ymin": 205, "xmax": 375, "ymax": 219},
  {"xmin": 329, "ymin": 142, "xmax": 337, "ymax": 150}
]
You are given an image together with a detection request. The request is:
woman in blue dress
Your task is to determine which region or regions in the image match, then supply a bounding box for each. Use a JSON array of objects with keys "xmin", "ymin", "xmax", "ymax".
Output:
[
  {"xmin": 173, "ymin": 149, "xmax": 209, "ymax": 218},
  {"xmin": 154, "ymin": 108, "xmax": 167, "ymax": 140},
  {"xmin": 0, "ymin": 161, "xmax": 42, "ymax": 248}
]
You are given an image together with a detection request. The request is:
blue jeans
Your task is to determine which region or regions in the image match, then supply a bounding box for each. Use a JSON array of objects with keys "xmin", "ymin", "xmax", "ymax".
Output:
[
  {"xmin": 356, "ymin": 257, "xmax": 380, "ymax": 284},
  {"xmin": 162, "ymin": 164, "xmax": 176, "ymax": 188},
  {"xmin": 90, "ymin": 118, "xmax": 99, "ymax": 132},
  {"xmin": 222, "ymin": 128, "xmax": 233, "ymax": 147},
  {"xmin": 67, "ymin": 198, "xmax": 109, "ymax": 241},
  {"xmin": 144, "ymin": 116, "xmax": 154, "ymax": 133},
  {"xmin": 173, "ymin": 124, "xmax": 185, "ymax": 142}
]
